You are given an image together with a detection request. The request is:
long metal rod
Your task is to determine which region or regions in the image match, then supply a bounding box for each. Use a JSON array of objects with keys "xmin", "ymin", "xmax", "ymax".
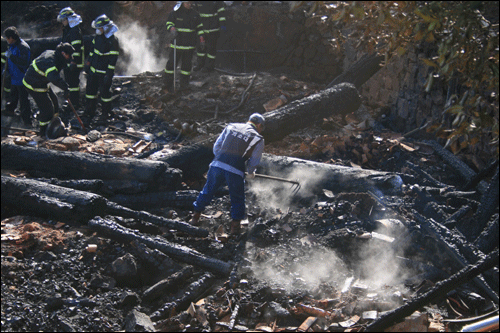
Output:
[{"xmin": 173, "ymin": 38, "xmax": 176, "ymax": 94}]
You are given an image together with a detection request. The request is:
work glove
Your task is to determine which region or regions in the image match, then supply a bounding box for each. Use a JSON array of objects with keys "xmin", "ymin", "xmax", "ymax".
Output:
[
  {"xmin": 5, "ymin": 49, "xmax": 12, "ymax": 58},
  {"xmin": 220, "ymin": 25, "xmax": 227, "ymax": 32},
  {"xmin": 246, "ymin": 171, "xmax": 256, "ymax": 179},
  {"xmin": 170, "ymin": 27, "xmax": 178, "ymax": 38},
  {"xmin": 200, "ymin": 36, "xmax": 206, "ymax": 49}
]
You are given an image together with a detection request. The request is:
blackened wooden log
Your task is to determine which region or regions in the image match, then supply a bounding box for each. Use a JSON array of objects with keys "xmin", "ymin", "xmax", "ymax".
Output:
[
  {"xmin": 405, "ymin": 161, "xmax": 450, "ymax": 188},
  {"xmin": 326, "ymin": 53, "xmax": 385, "ymax": 90},
  {"xmin": 34, "ymin": 178, "xmax": 104, "ymax": 193},
  {"xmin": 413, "ymin": 211, "xmax": 499, "ymax": 302},
  {"xmin": 474, "ymin": 215, "xmax": 499, "ymax": 254},
  {"xmin": 143, "ymin": 266, "xmax": 194, "ymax": 303},
  {"xmin": 257, "ymin": 154, "xmax": 403, "ymax": 195},
  {"xmin": 365, "ymin": 249, "xmax": 499, "ymax": 332},
  {"xmin": 1, "ymin": 175, "xmax": 107, "ymax": 222},
  {"xmin": 470, "ymin": 166, "xmax": 499, "ymax": 240},
  {"xmin": 88, "ymin": 217, "xmax": 232, "ymax": 276},
  {"xmin": 105, "ymin": 201, "xmax": 208, "ymax": 238},
  {"xmin": 1, "ymin": 143, "xmax": 181, "ymax": 188},
  {"xmin": 149, "ymin": 143, "xmax": 214, "ymax": 180},
  {"xmin": 261, "ymin": 83, "xmax": 361, "ymax": 143},
  {"xmin": 150, "ymin": 272, "xmax": 215, "ymax": 321},
  {"xmin": 423, "ymin": 140, "xmax": 488, "ymax": 193},
  {"xmin": 109, "ymin": 190, "xmax": 199, "ymax": 210},
  {"xmin": 463, "ymin": 159, "xmax": 499, "ymax": 191}
]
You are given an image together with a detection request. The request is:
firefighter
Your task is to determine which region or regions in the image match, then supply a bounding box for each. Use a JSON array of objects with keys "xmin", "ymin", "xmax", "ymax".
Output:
[
  {"xmin": 84, "ymin": 14, "xmax": 119, "ymax": 123},
  {"xmin": 22, "ymin": 43, "xmax": 74, "ymax": 137},
  {"xmin": 3, "ymin": 26, "xmax": 31, "ymax": 126},
  {"xmin": 163, "ymin": 1, "xmax": 205, "ymax": 92},
  {"xmin": 193, "ymin": 1, "xmax": 226, "ymax": 72},
  {"xmin": 58, "ymin": 7, "xmax": 84, "ymax": 110}
]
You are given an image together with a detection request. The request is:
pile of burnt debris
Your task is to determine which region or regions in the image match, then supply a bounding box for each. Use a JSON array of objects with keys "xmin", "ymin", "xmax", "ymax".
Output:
[{"xmin": 2, "ymin": 68, "xmax": 499, "ymax": 332}]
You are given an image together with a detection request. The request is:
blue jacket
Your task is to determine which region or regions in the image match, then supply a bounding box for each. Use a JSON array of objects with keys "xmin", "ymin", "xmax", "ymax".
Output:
[{"xmin": 6, "ymin": 39, "xmax": 31, "ymax": 86}]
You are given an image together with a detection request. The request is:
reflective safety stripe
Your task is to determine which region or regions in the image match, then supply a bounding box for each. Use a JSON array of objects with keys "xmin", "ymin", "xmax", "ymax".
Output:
[
  {"xmin": 197, "ymin": 52, "xmax": 206, "ymax": 57},
  {"xmin": 108, "ymin": 65, "xmax": 115, "ymax": 70},
  {"xmin": 200, "ymin": 13, "xmax": 216, "ymax": 17},
  {"xmin": 164, "ymin": 69, "xmax": 174, "ymax": 74},
  {"xmin": 33, "ymin": 61, "xmax": 46, "ymax": 76},
  {"xmin": 69, "ymin": 87, "xmax": 80, "ymax": 92},
  {"xmin": 90, "ymin": 66, "xmax": 106, "ymax": 74},
  {"xmin": 4, "ymin": 87, "xmax": 11, "ymax": 92},
  {"xmin": 218, "ymin": 7, "xmax": 225, "ymax": 13},
  {"xmin": 23, "ymin": 78, "xmax": 49, "ymax": 92},
  {"xmin": 170, "ymin": 44, "xmax": 195, "ymax": 50},
  {"xmin": 220, "ymin": 17, "xmax": 226, "ymax": 21},
  {"xmin": 207, "ymin": 53, "xmax": 216, "ymax": 59},
  {"xmin": 204, "ymin": 28, "xmax": 220, "ymax": 33},
  {"xmin": 39, "ymin": 120, "xmax": 51, "ymax": 126},
  {"xmin": 72, "ymin": 52, "xmax": 81, "ymax": 57},
  {"xmin": 177, "ymin": 28, "xmax": 194, "ymax": 32},
  {"xmin": 101, "ymin": 97, "xmax": 113, "ymax": 102},
  {"xmin": 86, "ymin": 94, "xmax": 98, "ymax": 99},
  {"xmin": 180, "ymin": 70, "xmax": 191, "ymax": 75},
  {"xmin": 71, "ymin": 40, "xmax": 82, "ymax": 45}
]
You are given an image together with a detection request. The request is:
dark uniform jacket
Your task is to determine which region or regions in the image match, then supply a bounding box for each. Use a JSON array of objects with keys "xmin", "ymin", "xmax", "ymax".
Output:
[
  {"xmin": 195, "ymin": 1, "xmax": 226, "ymax": 33},
  {"xmin": 62, "ymin": 24, "xmax": 84, "ymax": 68},
  {"xmin": 166, "ymin": 5, "xmax": 204, "ymax": 49},
  {"xmin": 5, "ymin": 39, "xmax": 31, "ymax": 86},
  {"xmin": 87, "ymin": 34, "xmax": 119, "ymax": 76},
  {"xmin": 23, "ymin": 50, "xmax": 68, "ymax": 93}
]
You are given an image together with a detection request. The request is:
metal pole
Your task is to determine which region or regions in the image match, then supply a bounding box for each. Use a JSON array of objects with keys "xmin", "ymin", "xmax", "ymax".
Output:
[{"xmin": 173, "ymin": 38, "xmax": 176, "ymax": 94}]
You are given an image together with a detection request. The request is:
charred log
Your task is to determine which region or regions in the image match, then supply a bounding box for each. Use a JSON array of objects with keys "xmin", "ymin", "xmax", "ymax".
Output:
[
  {"xmin": 1, "ymin": 143, "xmax": 181, "ymax": 188},
  {"xmin": 261, "ymin": 83, "xmax": 361, "ymax": 143},
  {"xmin": 143, "ymin": 265, "xmax": 194, "ymax": 303},
  {"xmin": 405, "ymin": 161, "xmax": 450, "ymax": 188},
  {"xmin": 109, "ymin": 190, "xmax": 199, "ymax": 210},
  {"xmin": 150, "ymin": 272, "xmax": 215, "ymax": 321},
  {"xmin": 33, "ymin": 178, "xmax": 104, "ymax": 193},
  {"xmin": 326, "ymin": 53, "xmax": 385, "ymax": 90},
  {"xmin": 470, "ymin": 166, "xmax": 499, "ymax": 240},
  {"xmin": 1, "ymin": 175, "xmax": 107, "ymax": 222},
  {"xmin": 365, "ymin": 249, "xmax": 499, "ymax": 332},
  {"xmin": 474, "ymin": 214, "xmax": 499, "ymax": 254},
  {"xmin": 424, "ymin": 140, "xmax": 488, "ymax": 193},
  {"xmin": 463, "ymin": 159, "xmax": 499, "ymax": 191},
  {"xmin": 257, "ymin": 154, "xmax": 403, "ymax": 195},
  {"xmin": 88, "ymin": 217, "xmax": 232, "ymax": 276},
  {"xmin": 413, "ymin": 211, "xmax": 499, "ymax": 302},
  {"xmin": 105, "ymin": 201, "xmax": 208, "ymax": 238}
]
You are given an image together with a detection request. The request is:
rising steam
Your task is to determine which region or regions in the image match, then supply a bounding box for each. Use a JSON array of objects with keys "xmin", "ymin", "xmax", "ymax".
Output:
[{"xmin": 115, "ymin": 20, "xmax": 168, "ymax": 75}]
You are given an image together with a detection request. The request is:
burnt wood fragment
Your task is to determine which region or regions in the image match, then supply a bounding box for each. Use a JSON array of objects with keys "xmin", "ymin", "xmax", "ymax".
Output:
[
  {"xmin": 473, "ymin": 214, "xmax": 499, "ymax": 255},
  {"xmin": 463, "ymin": 159, "xmax": 499, "ymax": 191},
  {"xmin": 143, "ymin": 265, "xmax": 194, "ymax": 303},
  {"xmin": 34, "ymin": 178, "xmax": 104, "ymax": 193},
  {"xmin": 405, "ymin": 161, "xmax": 450, "ymax": 188},
  {"xmin": 88, "ymin": 217, "xmax": 232, "ymax": 276},
  {"xmin": 470, "ymin": 166, "xmax": 499, "ymax": 241},
  {"xmin": 365, "ymin": 249, "xmax": 499, "ymax": 332},
  {"xmin": 1, "ymin": 143, "xmax": 182, "ymax": 188},
  {"xmin": 150, "ymin": 272, "xmax": 215, "ymax": 321}
]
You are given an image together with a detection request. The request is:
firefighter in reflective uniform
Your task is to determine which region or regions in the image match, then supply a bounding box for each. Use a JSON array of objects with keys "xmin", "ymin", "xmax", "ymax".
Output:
[
  {"xmin": 58, "ymin": 7, "xmax": 84, "ymax": 110},
  {"xmin": 22, "ymin": 43, "xmax": 74, "ymax": 137},
  {"xmin": 193, "ymin": 1, "xmax": 226, "ymax": 72},
  {"xmin": 3, "ymin": 26, "xmax": 31, "ymax": 125},
  {"xmin": 164, "ymin": 1, "xmax": 205, "ymax": 92},
  {"xmin": 84, "ymin": 14, "xmax": 119, "ymax": 122}
]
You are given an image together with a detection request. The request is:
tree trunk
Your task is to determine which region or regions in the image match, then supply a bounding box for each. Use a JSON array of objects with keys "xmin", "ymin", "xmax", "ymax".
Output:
[
  {"xmin": 1, "ymin": 143, "xmax": 182, "ymax": 189},
  {"xmin": 88, "ymin": 217, "xmax": 232, "ymax": 276},
  {"xmin": 326, "ymin": 53, "xmax": 385, "ymax": 89},
  {"xmin": 1, "ymin": 175, "xmax": 208, "ymax": 237},
  {"xmin": 257, "ymin": 154, "xmax": 403, "ymax": 195},
  {"xmin": 261, "ymin": 83, "xmax": 361, "ymax": 143}
]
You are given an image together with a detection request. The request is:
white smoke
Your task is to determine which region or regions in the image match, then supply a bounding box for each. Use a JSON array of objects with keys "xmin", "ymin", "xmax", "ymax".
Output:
[{"xmin": 115, "ymin": 20, "xmax": 168, "ymax": 75}]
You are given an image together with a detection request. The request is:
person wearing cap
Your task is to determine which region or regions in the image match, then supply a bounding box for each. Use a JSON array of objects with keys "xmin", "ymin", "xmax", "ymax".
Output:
[
  {"xmin": 163, "ymin": 1, "xmax": 205, "ymax": 92},
  {"xmin": 84, "ymin": 14, "xmax": 119, "ymax": 123},
  {"xmin": 22, "ymin": 43, "xmax": 74, "ymax": 138},
  {"xmin": 58, "ymin": 7, "xmax": 84, "ymax": 110},
  {"xmin": 190, "ymin": 113, "xmax": 266, "ymax": 235},
  {"xmin": 3, "ymin": 26, "xmax": 31, "ymax": 126},
  {"xmin": 193, "ymin": 1, "xmax": 226, "ymax": 72}
]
